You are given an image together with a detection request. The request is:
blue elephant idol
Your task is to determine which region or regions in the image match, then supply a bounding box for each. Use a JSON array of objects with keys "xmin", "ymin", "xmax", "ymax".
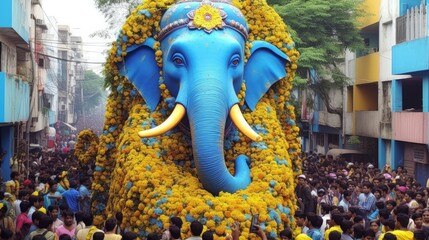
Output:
[{"xmin": 118, "ymin": 0, "xmax": 290, "ymax": 195}]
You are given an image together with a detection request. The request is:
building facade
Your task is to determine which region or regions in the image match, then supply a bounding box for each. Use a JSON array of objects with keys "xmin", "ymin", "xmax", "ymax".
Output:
[{"xmin": 0, "ymin": 0, "xmax": 82, "ymax": 179}]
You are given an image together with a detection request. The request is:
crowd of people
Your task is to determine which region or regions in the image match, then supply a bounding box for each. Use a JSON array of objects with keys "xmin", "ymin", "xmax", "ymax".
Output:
[
  {"xmin": 1, "ymin": 147, "xmax": 428, "ymax": 240},
  {"xmin": 294, "ymin": 152, "xmax": 429, "ymax": 240}
]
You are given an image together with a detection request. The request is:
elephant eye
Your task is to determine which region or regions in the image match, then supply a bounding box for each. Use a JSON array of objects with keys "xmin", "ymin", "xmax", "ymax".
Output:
[
  {"xmin": 174, "ymin": 58, "xmax": 183, "ymax": 65},
  {"xmin": 230, "ymin": 55, "xmax": 241, "ymax": 67},
  {"xmin": 172, "ymin": 54, "xmax": 185, "ymax": 66}
]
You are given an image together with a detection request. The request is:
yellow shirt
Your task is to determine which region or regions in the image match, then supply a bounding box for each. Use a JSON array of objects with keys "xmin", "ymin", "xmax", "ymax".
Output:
[
  {"xmin": 391, "ymin": 230, "xmax": 413, "ymax": 240},
  {"xmin": 324, "ymin": 225, "xmax": 342, "ymax": 240},
  {"xmin": 380, "ymin": 230, "xmax": 413, "ymax": 240}
]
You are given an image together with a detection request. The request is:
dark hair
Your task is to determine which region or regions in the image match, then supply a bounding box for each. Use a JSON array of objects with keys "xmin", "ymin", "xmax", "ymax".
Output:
[
  {"xmin": 20, "ymin": 200, "xmax": 31, "ymax": 213},
  {"xmin": 1, "ymin": 228, "xmax": 13, "ymax": 239},
  {"xmin": 69, "ymin": 180, "xmax": 78, "ymax": 189},
  {"xmin": 75, "ymin": 212, "xmax": 84, "ymax": 223},
  {"xmin": 382, "ymin": 219, "xmax": 396, "ymax": 230},
  {"xmin": 396, "ymin": 213, "xmax": 410, "ymax": 228},
  {"xmin": 170, "ymin": 216, "xmax": 183, "ymax": 229},
  {"xmin": 122, "ymin": 232, "xmax": 138, "ymax": 240},
  {"xmin": 413, "ymin": 213, "xmax": 423, "ymax": 221},
  {"xmin": 380, "ymin": 184, "xmax": 389, "ymax": 193},
  {"xmin": 32, "ymin": 211, "xmax": 43, "ymax": 222},
  {"xmin": 202, "ymin": 230, "xmax": 214, "ymax": 240},
  {"xmin": 48, "ymin": 205, "xmax": 58, "ymax": 213},
  {"xmin": 307, "ymin": 213, "xmax": 323, "ymax": 228},
  {"xmin": 362, "ymin": 181, "xmax": 373, "ymax": 189},
  {"xmin": 39, "ymin": 214, "xmax": 53, "ymax": 229},
  {"xmin": 93, "ymin": 232, "xmax": 105, "ymax": 240},
  {"xmin": 395, "ymin": 204, "xmax": 409, "ymax": 215},
  {"xmin": 115, "ymin": 212, "xmax": 123, "ymax": 222},
  {"xmin": 147, "ymin": 233, "xmax": 159, "ymax": 240},
  {"xmin": 353, "ymin": 224, "xmax": 365, "ymax": 238},
  {"xmin": 294, "ymin": 210, "xmax": 306, "ymax": 219},
  {"xmin": 375, "ymin": 201, "xmax": 385, "ymax": 209},
  {"xmin": 353, "ymin": 215, "xmax": 363, "ymax": 224},
  {"xmin": 363, "ymin": 229, "xmax": 375, "ymax": 237},
  {"xmin": 386, "ymin": 199, "xmax": 397, "ymax": 208},
  {"xmin": 82, "ymin": 212, "xmax": 94, "ymax": 226},
  {"xmin": 379, "ymin": 208, "xmax": 391, "ymax": 220},
  {"xmin": 405, "ymin": 190, "xmax": 416, "ymax": 199},
  {"xmin": 10, "ymin": 171, "xmax": 19, "ymax": 179},
  {"xmin": 340, "ymin": 220, "xmax": 353, "ymax": 233},
  {"xmin": 32, "ymin": 235, "xmax": 47, "ymax": 240},
  {"xmin": 59, "ymin": 234, "xmax": 72, "ymax": 240},
  {"xmin": 383, "ymin": 233, "xmax": 397, "ymax": 240},
  {"xmin": 104, "ymin": 218, "xmax": 117, "ymax": 232},
  {"xmin": 29, "ymin": 195, "xmax": 39, "ymax": 205},
  {"xmin": 328, "ymin": 230, "xmax": 341, "ymax": 240},
  {"xmin": 331, "ymin": 213, "xmax": 343, "ymax": 226},
  {"xmin": 169, "ymin": 226, "xmax": 181, "ymax": 239},
  {"xmin": 190, "ymin": 220, "xmax": 203, "ymax": 236},
  {"xmin": 343, "ymin": 190, "xmax": 351, "ymax": 198},
  {"xmin": 62, "ymin": 209, "xmax": 74, "ymax": 218},
  {"xmin": 279, "ymin": 227, "xmax": 292, "ymax": 239}
]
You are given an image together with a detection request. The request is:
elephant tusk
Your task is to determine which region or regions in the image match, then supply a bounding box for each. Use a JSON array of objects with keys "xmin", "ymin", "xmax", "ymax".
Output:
[
  {"xmin": 138, "ymin": 104, "xmax": 186, "ymax": 138},
  {"xmin": 229, "ymin": 104, "xmax": 262, "ymax": 142}
]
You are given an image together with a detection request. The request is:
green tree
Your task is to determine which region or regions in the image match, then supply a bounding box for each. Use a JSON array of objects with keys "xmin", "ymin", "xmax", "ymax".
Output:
[
  {"xmin": 76, "ymin": 70, "xmax": 107, "ymax": 119},
  {"xmin": 267, "ymin": 0, "xmax": 366, "ymax": 123}
]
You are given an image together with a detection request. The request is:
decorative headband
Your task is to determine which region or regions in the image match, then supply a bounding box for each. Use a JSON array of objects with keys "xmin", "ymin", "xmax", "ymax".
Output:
[{"xmin": 158, "ymin": 0, "xmax": 249, "ymax": 41}]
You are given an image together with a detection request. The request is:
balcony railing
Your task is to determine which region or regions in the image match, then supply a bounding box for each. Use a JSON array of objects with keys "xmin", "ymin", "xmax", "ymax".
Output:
[{"xmin": 396, "ymin": 4, "xmax": 427, "ymax": 44}]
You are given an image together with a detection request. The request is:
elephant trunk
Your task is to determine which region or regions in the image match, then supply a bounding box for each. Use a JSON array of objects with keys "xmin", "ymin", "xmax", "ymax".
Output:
[{"xmin": 188, "ymin": 80, "xmax": 251, "ymax": 195}]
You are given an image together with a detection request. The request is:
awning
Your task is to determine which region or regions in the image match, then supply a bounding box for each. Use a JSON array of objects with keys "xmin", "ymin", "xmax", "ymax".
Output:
[
  {"xmin": 59, "ymin": 121, "xmax": 77, "ymax": 131},
  {"xmin": 326, "ymin": 148, "xmax": 366, "ymax": 159}
]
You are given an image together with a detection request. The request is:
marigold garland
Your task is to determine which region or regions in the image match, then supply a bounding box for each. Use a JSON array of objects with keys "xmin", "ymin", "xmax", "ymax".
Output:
[
  {"xmin": 74, "ymin": 129, "xmax": 99, "ymax": 166},
  {"xmin": 92, "ymin": 0, "xmax": 302, "ymax": 239}
]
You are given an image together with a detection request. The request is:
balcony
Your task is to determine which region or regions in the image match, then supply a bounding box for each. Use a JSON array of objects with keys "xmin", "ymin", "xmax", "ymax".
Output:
[
  {"xmin": 317, "ymin": 111, "xmax": 341, "ymax": 129},
  {"xmin": 355, "ymin": 111, "xmax": 379, "ymax": 138},
  {"xmin": 355, "ymin": 52, "xmax": 380, "ymax": 85},
  {"xmin": 393, "ymin": 4, "xmax": 429, "ymax": 75},
  {"xmin": 358, "ymin": 0, "xmax": 381, "ymax": 28},
  {"xmin": 393, "ymin": 112, "xmax": 428, "ymax": 144},
  {"xmin": 0, "ymin": 0, "xmax": 30, "ymax": 44},
  {"xmin": 0, "ymin": 72, "xmax": 30, "ymax": 123}
]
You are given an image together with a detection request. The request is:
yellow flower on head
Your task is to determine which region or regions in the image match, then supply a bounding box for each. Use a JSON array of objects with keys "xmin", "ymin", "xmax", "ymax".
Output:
[{"xmin": 191, "ymin": 4, "xmax": 224, "ymax": 31}]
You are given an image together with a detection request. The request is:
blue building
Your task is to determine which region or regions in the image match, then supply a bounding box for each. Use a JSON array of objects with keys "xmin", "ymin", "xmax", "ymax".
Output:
[{"xmin": 0, "ymin": 0, "xmax": 31, "ymax": 180}]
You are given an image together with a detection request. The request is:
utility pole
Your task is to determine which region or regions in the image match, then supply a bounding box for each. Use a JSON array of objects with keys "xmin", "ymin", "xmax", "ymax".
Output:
[{"xmin": 81, "ymin": 81, "xmax": 85, "ymax": 129}]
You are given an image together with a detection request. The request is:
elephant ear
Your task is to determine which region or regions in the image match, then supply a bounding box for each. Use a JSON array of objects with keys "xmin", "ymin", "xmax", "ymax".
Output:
[
  {"xmin": 118, "ymin": 37, "xmax": 160, "ymax": 112},
  {"xmin": 244, "ymin": 40, "xmax": 290, "ymax": 111}
]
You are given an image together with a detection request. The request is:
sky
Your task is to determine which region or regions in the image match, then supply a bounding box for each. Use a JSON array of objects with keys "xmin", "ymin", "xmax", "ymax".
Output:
[{"xmin": 42, "ymin": 0, "xmax": 113, "ymax": 73}]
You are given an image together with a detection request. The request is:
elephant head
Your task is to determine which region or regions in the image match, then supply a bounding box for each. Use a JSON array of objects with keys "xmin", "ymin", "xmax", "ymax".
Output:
[{"xmin": 118, "ymin": 0, "xmax": 290, "ymax": 195}]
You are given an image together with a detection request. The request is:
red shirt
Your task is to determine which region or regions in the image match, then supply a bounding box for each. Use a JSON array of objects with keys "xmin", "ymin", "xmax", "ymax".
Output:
[{"xmin": 16, "ymin": 213, "xmax": 32, "ymax": 235}]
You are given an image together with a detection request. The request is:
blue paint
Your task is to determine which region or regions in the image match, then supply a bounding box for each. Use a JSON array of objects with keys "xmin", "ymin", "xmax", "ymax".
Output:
[
  {"xmin": 0, "ymin": 126, "xmax": 13, "ymax": 180},
  {"xmin": 126, "ymin": 181, "xmax": 133, "ymax": 190},
  {"xmin": 0, "ymin": 0, "xmax": 30, "ymax": 43},
  {"xmin": 399, "ymin": 0, "xmax": 424, "ymax": 15},
  {"xmin": 0, "ymin": 73, "xmax": 30, "ymax": 123},
  {"xmin": 378, "ymin": 138, "xmax": 386, "ymax": 169},
  {"xmin": 391, "ymin": 80, "xmax": 403, "ymax": 112},
  {"xmin": 154, "ymin": 208, "xmax": 163, "ymax": 215},
  {"xmin": 391, "ymin": 140, "xmax": 404, "ymax": 170},
  {"xmin": 393, "ymin": 37, "xmax": 429, "ymax": 75},
  {"xmin": 185, "ymin": 214, "xmax": 195, "ymax": 222},
  {"xmin": 156, "ymin": 197, "xmax": 168, "ymax": 206},
  {"xmin": 423, "ymin": 76, "xmax": 429, "ymax": 112}
]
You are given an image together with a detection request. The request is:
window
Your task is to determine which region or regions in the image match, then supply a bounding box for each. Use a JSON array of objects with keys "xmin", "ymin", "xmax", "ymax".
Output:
[{"xmin": 402, "ymin": 79, "xmax": 422, "ymax": 112}]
